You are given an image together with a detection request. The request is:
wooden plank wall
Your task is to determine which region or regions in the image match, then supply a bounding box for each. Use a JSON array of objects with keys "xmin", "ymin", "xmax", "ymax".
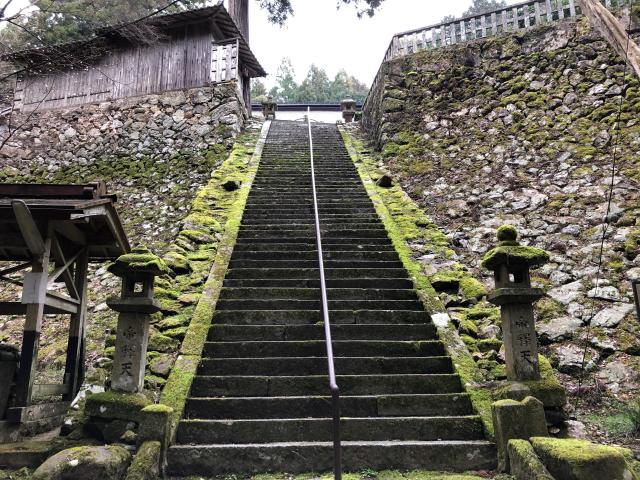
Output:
[{"xmin": 16, "ymin": 22, "xmax": 214, "ymax": 112}]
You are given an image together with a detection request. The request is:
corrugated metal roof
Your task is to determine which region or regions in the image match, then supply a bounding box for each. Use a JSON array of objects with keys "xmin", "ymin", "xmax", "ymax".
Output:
[{"xmin": 4, "ymin": 4, "xmax": 266, "ymax": 77}]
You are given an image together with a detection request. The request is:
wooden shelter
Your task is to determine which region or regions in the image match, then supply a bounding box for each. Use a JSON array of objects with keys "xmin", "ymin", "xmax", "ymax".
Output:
[
  {"xmin": 4, "ymin": 4, "xmax": 265, "ymax": 113},
  {"xmin": 0, "ymin": 182, "xmax": 129, "ymax": 428}
]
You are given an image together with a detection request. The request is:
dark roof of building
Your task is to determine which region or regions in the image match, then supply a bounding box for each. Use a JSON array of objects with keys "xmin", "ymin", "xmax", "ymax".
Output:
[{"xmin": 4, "ymin": 4, "xmax": 266, "ymax": 77}]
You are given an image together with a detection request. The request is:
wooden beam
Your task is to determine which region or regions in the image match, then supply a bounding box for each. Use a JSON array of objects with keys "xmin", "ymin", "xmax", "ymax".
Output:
[
  {"xmin": 0, "ymin": 299, "xmax": 78, "ymax": 315},
  {"xmin": 0, "ymin": 262, "xmax": 31, "ymax": 277},
  {"xmin": 6, "ymin": 401, "xmax": 70, "ymax": 423},
  {"xmin": 32, "ymin": 384, "xmax": 71, "ymax": 398},
  {"xmin": 45, "ymin": 293, "xmax": 80, "ymax": 314},
  {"xmin": 11, "ymin": 201, "xmax": 46, "ymax": 256},
  {"xmin": 14, "ymin": 237, "xmax": 51, "ymax": 407},
  {"xmin": 49, "ymin": 236, "xmax": 80, "ymax": 299},
  {"xmin": 580, "ymin": 0, "xmax": 640, "ymax": 78},
  {"xmin": 63, "ymin": 249, "xmax": 89, "ymax": 401}
]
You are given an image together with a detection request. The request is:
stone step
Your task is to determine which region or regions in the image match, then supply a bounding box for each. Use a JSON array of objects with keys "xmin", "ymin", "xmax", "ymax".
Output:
[
  {"xmin": 184, "ymin": 393, "xmax": 473, "ymax": 419},
  {"xmin": 198, "ymin": 356, "xmax": 453, "ymax": 376},
  {"xmin": 226, "ymin": 260, "xmax": 404, "ymax": 270},
  {"xmin": 167, "ymin": 441, "xmax": 497, "ymax": 475},
  {"xmin": 176, "ymin": 416, "xmax": 486, "ymax": 444},
  {"xmin": 236, "ymin": 229, "xmax": 388, "ymax": 239},
  {"xmin": 203, "ymin": 340, "xmax": 445, "ymax": 358},
  {"xmin": 231, "ymin": 243, "xmax": 397, "ymax": 252},
  {"xmin": 211, "ymin": 309, "xmax": 431, "ymax": 325},
  {"xmin": 190, "ymin": 373, "xmax": 463, "ymax": 397},
  {"xmin": 218, "ymin": 288, "xmax": 419, "ymax": 301},
  {"xmin": 229, "ymin": 251, "xmax": 400, "ymax": 261},
  {"xmin": 221, "ymin": 278, "xmax": 416, "ymax": 289},
  {"xmin": 241, "ymin": 217, "xmax": 380, "ymax": 225},
  {"xmin": 224, "ymin": 268, "xmax": 409, "ymax": 279},
  {"xmin": 234, "ymin": 237, "xmax": 394, "ymax": 245},
  {"xmin": 208, "ymin": 323, "xmax": 437, "ymax": 342},
  {"xmin": 215, "ymin": 299, "xmax": 424, "ymax": 311}
]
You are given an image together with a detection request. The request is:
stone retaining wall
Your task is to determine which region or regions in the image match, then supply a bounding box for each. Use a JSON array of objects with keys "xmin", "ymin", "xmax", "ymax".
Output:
[
  {"xmin": 362, "ymin": 17, "xmax": 640, "ymax": 405},
  {"xmin": 0, "ymin": 81, "xmax": 248, "ymax": 392}
]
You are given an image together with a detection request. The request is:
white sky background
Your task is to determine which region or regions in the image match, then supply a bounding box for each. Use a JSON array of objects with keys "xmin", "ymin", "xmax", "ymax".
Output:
[
  {"xmin": 6, "ymin": 0, "xmax": 522, "ymax": 88},
  {"xmin": 243, "ymin": 0, "xmax": 523, "ymax": 88}
]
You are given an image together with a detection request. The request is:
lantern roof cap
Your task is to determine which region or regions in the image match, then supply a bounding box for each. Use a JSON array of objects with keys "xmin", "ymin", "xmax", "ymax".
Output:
[
  {"xmin": 482, "ymin": 225, "xmax": 549, "ymax": 270},
  {"xmin": 108, "ymin": 246, "xmax": 169, "ymax": 278}
]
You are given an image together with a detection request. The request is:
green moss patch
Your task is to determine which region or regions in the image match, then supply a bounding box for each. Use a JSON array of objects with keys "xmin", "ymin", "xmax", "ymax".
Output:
[{"xmin": 530, "ymin": 437, "xmax": 631, "ymax": 480}]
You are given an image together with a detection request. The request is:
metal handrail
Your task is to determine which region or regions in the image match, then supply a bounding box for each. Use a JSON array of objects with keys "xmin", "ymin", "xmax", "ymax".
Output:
[{"xmin": 307, "ymin": 108, "xmax": 342, "ymax": 480}]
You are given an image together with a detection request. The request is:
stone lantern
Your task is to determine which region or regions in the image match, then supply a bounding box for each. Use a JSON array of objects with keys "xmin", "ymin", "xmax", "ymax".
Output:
[
  {"xmin": 107, "ymin": 246, "xmax": 169, "ymax": 393},
  {"xmin": 482, "ymin": 225, "xmax": 549, "ymax": 382},
  {"xmin": 341, "ymin": 98, "xmax": 357, "ymax": 123},
  {"xmin": 262, "ymin": 96, "xmax": 277, "ymax": 120}
]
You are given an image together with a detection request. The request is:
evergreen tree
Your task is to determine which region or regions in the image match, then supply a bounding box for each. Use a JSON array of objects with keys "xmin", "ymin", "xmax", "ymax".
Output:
[
  {"xmin": 273, "ymin": 58, "xmax": 298, "ymax": 103},
  {"xmin": 1, "ymin": 0, "xmax": 203, "ymax": 49},
  {"xmin": 297, "ymin": 64, "xmax": 330, "ymax": 102},
  {"xmin": 250, "ymin": 79, "xmax": 268, "ymax": 102},
  {"xmin": 462, "ymin": 0, "xmax": 507, "ymax": 16},
  {"xmin": 257, "ymin": 0, "xmax": 385, "ymax": 26}
]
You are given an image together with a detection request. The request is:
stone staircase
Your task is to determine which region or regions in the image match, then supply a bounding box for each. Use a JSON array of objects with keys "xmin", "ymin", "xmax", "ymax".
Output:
[{"xmin": 166, "ymin": 121, "xmax": 496, "ymax": 476}]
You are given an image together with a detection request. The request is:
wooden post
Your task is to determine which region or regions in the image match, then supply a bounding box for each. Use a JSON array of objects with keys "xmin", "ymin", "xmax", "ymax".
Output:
[
  {"xmin": 228, "ymin": 0, "xmax": 250, "ymax": 44},
  {"xmin": 14, "ymin": 239, "xmax": 51, "ymax": 407},
  {"xmin": 580, "ymin": 0, "xmax": 640, "ymax": 79},
  {"xmin": 63, "ymin": 249, "xmax": 89, "ymax": 401}
]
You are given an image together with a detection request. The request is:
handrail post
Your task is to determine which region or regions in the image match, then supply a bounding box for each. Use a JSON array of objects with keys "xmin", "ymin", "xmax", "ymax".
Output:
[{"xmin": 307, "ymin": 107, "xmax": 342, "ymax": 480}]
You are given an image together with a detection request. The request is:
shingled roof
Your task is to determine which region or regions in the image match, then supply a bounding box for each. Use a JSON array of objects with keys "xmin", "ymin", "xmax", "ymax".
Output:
[{"xmin": 4, "ymin": 4, "xmax": 266, "ymax": 77}]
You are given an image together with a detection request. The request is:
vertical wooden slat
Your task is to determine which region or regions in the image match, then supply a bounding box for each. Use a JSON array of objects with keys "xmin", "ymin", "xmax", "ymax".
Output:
[
  {"xmin": 545, "ymin": 0, "xmax": 553, "ymax": 21},
  {"xmin": 558, "ymin": 0, "xmax": 566, "ymax": 19},
  {"xmin": 569, "ymin": 0, "xmax": 577, "ymax": 16}
]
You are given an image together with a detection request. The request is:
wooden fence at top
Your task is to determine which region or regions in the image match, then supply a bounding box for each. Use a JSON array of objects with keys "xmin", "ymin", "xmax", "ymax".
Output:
[{"xmin": 364, "ymin": 0, "xmax": 636, "ymax": 111}]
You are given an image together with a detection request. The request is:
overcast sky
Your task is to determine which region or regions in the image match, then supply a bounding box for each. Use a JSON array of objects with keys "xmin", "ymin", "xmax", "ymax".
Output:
[
  {"xmin": 7, "ymin": 0, "xmax": 522, "ymax": 88},
  {"xmin": 243, "ymin": 0, "xmax": 522, "ymax": 88}
]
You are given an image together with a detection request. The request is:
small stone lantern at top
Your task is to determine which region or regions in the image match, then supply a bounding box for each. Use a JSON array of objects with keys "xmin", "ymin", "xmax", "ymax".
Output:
[
  {"xmin": 262, "ymin": 96, "xmax": 277, "ymax": 120},
  {"xmin": 341, "ymin": 98, "xmax": 357, "ymax": 123},
  {"xmin": 482, "ymin": 225, "xmax": 550, "ymax": 382},
  {"xmin": 107, "ymin": 246, "xmax": 169, "ymax": 393}
]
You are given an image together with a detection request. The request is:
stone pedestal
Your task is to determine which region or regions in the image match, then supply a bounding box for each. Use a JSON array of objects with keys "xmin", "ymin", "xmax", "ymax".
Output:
[
  {"xmin": 492, "ymin": 295, "xmax": 543, "ymax": 381},
  {"xmin": 492, "ymin": 396, "xmax": 549, "ymax": 471},
  {"xmin": 111, "ymin": 314, "xmax": 151, "ymax": 393}
]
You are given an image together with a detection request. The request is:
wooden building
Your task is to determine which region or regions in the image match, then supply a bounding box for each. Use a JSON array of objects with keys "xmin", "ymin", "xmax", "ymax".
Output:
[{"xmin": 5, "ymin": 3, "xmax": 265, "ymax": 113}]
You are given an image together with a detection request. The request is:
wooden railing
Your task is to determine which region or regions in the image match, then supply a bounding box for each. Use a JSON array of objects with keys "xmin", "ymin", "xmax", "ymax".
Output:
[{"xmin": 364, "ymin": 0, "xmax": 636, "ymax": 111}]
